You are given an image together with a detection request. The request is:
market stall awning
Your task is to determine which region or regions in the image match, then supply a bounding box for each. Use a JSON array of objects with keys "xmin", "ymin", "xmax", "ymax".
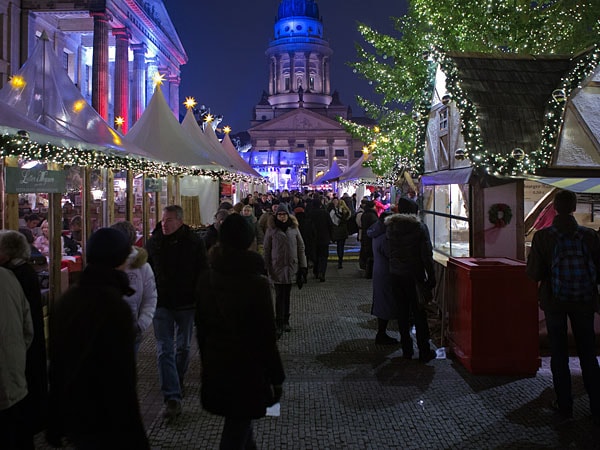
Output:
[
  {"xmin": 421, "ymin": 167, "xmax": 473, "ymax": 186},
  {"xmin": 528, "ymin": 176, "xmax": 600, "ymax": 194}
]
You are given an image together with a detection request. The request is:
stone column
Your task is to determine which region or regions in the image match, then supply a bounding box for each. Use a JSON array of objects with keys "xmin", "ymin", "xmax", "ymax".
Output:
[
  {"xmin": 131, "ymin": 43, "xmax": 146, "ymax": 126},
  {"xmin": 269, "ymin": 56, "xmax": 275, "ymax": 95},
  {"xmin": 90, "ymin": 10, "xmax": 111, "ymax": 120},
  {"xmin": 113, "ymin": 28, "xmax": 130, "ymax": 133},
  {"xmin": 168, "ymin": 74, "xmax": 181, "ymax": 119},
  {"xmin": 304, "ymin": 51, "xmax": 310, "ymax": 91},
  {"xmin": 317, "ymin": 55, "xmax": 324, "ymax": 93},
  {"xmin": 275, "ymin": 55, "xmax": 282, "ymax": 94},
  {"xmin": 289, "ymin": 51, "xmax": 296, "ymax": 92},
  {"xmin": 324, "ymin": 56, "xmax": 331, "ymax": 95},
  {"xmin": 146, "ymin": 57, "xmax": 159, "ymax": 104}
]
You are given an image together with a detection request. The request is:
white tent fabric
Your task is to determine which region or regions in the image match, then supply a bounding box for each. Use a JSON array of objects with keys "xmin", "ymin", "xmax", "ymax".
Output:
[
  {"xmin": 180, "ymin": 175, "xmax": 219, "ymax": 226},
  {"xmin": 0, "ymin": 32, "xmax": 151, "ymax": 159},
  {"xmin": 337, "ymin": 154, "xmax": 380, "ymax": 184},
  {"xmin": 180, "ymin": 109, "xmax": 237, "ymax": 171},
  {"xmin": 314, "ymin": 159, "xmax": 344, "ymax": 184},
  {"xmin": 125, "ymin": 85, "xmax": 225, "ymax": 170},
  {"xmin": 220, "ymin": 132, "xmax": 263, "ymax": 178}
]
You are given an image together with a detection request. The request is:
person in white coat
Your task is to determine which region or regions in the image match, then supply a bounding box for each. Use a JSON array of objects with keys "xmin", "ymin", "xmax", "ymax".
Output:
[
  {"xmin": 0, "ymin": 266, "xmax": 33, "ymax": 447},
  {"xmin": 111, "ymin": 221, "xmax": 157, "ymax": 354}
]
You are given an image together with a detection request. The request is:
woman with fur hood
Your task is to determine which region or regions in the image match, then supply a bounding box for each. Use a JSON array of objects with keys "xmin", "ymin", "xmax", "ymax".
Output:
[
  {"xmin": 111, "ymin": 221, "xmax": 157, "ymax": 354},
  {"xmin": 264, "ymin": 204, "xmax": 307, "ymax": 337}
]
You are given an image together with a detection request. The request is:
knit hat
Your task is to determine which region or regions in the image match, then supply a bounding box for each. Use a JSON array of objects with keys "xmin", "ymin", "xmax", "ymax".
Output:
[
  {"xmin": 397, "ymin": 198, "xmax": 418, "ymax": 214},
  {"xmin": 219, "ymin": 213, "xmax": 255, "ymax": 250},
  {"xmin": 276, "ymin": 204, "xmax": 289, "ymax": 215},
  {"xmin": 86, "ymin": 228, "xmax": 131, "ymax": 268}
]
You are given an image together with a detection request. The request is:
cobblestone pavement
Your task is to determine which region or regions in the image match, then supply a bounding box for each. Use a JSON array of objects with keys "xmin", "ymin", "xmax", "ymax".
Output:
[{"xmin": 35, "ymin": 243, "xmax": 600, "ymax": 449}]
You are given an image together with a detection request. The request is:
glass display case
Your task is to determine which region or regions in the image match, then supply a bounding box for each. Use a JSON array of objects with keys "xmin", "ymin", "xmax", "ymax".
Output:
[{"xmin": 421, "ymin": 183, "xmax": 470, "ymax": 257}]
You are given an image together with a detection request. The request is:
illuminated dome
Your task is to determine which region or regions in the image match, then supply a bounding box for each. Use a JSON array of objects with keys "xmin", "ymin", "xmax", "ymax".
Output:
[{"xmin": 278, "ymin": 0, "xmax": 320, "ymax": 20}]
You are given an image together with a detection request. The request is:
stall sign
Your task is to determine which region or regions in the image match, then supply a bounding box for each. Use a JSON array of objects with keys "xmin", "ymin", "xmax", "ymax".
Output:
[
  {"xmin": 144, "ymin": 178, "xmax": 163, "ymax": 193},
  {"xmin": 5, "ymin": 167, "xmax": 66, "ymax": 193}
]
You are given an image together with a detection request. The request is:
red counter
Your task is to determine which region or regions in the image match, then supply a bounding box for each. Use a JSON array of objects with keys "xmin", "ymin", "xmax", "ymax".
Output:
[{"xmin": 447, "ymin": 257, "xmax": 540, "ymax": 376}]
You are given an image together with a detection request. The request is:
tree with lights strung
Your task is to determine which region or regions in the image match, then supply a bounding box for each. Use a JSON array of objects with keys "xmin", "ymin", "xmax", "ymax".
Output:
[{"xmin": 342, "ymin": 0, "xmax": 600, "ymax": 179}]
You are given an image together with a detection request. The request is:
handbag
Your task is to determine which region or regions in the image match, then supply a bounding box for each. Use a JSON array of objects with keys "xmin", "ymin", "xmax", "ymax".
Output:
[{"xmin": 415, "ymin": 278, "xmax": 434, "ymax": 307}]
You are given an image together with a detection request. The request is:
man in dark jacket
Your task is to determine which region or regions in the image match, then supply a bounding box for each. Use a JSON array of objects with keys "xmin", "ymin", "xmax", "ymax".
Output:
[
  {"xmin": 146, "ymin": 205, "xmax": 208, "ymax": 420},
  {"xmin": 47, "ymin": 228, "xmax": 148, "ymax": 448},
  {"xmin": 307, "ymin": 197, "xmax": 331, "ymax": 282},
  {"xmin": 359, "ymin": 200, "xmax": 378, "ymax": 277},
  {"xmin": 526, "ymin": 189, "xmax": 600, "ymax": 421},
  {"xmin": 385, "ymin": 198, "xmax": 436, "ymax": 362}
]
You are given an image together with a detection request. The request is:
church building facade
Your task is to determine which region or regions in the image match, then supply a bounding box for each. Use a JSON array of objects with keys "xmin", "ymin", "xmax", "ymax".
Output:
[{"xmin": 245, "ymin": 0, "xmax": 371, "ymax": 190}]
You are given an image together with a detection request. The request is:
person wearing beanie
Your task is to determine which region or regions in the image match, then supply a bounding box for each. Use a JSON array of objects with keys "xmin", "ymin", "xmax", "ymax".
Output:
[
  {"xmin": 111, "ymin": 221, "xmax": 157, "ymax": 356},
  {"xmin": 527, "ymin": 189, "xmax": 600, "ymax": 421},
  {"xmin": 264, "ymin": 204, "xmax": 307, "ymax": 336},
  {"xmin": 195, "ymin": 214, "xmax": 285, "ymax": 449},
  {"xmin": 47, "ymin": 228, "xmax": 149, "ymax": 448},
  {"xmin": 384, "ymin": 198, "xmax": 437, "ymax": 362},
  {"xmin": 146, "ymin": 205, "xmax": 208, "ymax": 421}
]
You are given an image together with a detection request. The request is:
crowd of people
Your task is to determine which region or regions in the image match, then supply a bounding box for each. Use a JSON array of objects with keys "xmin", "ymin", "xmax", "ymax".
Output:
[{"xmin": 2, "ymin": 186, "xmax": 598, "ymax": 448}]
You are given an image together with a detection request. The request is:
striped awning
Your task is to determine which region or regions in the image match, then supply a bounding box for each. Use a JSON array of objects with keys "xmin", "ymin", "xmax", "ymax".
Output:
[{"xmin": 531, "ymin": 177, "xmax": 600, "ymax": 194}]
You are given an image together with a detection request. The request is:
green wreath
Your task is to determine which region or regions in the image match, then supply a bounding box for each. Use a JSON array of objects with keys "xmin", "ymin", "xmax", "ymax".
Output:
[{"xmin": 488, "ymin": 203, "xmax": 512, "ymax": 228}]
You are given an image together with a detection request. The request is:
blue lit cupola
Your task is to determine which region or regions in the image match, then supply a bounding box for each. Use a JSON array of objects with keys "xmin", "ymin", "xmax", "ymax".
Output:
[{"xmin": 265, "ymin": 0, "xmax": 333, "ymax": 109}]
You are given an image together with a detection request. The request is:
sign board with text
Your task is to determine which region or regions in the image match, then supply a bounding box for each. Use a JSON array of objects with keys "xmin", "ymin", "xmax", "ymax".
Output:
[{"xmin": 5, "ymin": 167, "xmax": 66, "ymax": 193}]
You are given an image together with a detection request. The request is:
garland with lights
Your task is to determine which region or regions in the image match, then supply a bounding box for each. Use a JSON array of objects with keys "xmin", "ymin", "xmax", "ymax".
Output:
[
  {"xmin": 436, "ymin": 43, "xmax": 600, "ymax": 177},
  {"xmin": 488, "ymin": 203, "xmax": 512, "ymax": 228},
  {"xmin": 0, "ymin": 133, "xmax": 268, "ymax": 185}
]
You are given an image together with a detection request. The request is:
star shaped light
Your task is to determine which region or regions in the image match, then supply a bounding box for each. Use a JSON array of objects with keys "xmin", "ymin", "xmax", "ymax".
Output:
[
  {"xmin": 184, "ymin": 97, "xmax": 197, "ymax": 110},
  {"xmin": 115, "ymin": 116, "xmax": 125, "ymax": 127},
  {"xmin": 223, "ymin": 126, "xmax": 232, "ymax": 134},
  {"xmin": 152, "ymin": 72, "xmax": 165, "ymax": 87}
]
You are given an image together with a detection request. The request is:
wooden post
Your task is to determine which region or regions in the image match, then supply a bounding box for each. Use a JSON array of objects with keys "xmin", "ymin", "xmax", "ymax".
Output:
[
  {"xmin": 142, "ymin": 174, "xmax": 150, "ymax": 246},
  {"xmin": 3, "ymin": 157, "xmax": 19, "ymax": 230},
  {"xmin": 106, "ymin": 168, "xmax": 115, "ymax": 225},
  {"xmin": 47, "ymin": 162, "xmax": 63, "ymax": 312},
  {"xmin": 167, "ymin": 175, "xmax": 175, "ymax": 207},
  {"xmin": 81, "ymin": 167, "xmax": 92, "ymax": 265},
  {"xmin": 126, "ymin": 170, "xmax": 134, "ymax": 222}
]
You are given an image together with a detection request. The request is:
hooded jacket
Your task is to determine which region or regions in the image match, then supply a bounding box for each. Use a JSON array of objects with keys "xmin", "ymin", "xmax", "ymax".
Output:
[
  {"xmin": 264, "ymin": 214, "xmax": 307, "ymax": 284},
  {"xmin": 526, "ymin": 214, "xmax": 600, "ymax": 312},
  {"xmin": 122, "ymin": 246, "xmax": 157, "ymax": 334},
  {"xmin": 385, "ymin": 213, "xmax": 436, "ymax": 287}
]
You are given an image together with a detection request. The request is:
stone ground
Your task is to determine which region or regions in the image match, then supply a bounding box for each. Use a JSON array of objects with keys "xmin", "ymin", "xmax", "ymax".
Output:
[{"xmin": 35, "ymin": 239, "xmax": 600, "ymax": 449}]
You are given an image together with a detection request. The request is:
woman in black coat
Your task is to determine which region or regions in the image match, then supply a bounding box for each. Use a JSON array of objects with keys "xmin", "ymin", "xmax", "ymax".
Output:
[
  {"xmin": 0, "ymin": 230, "xmax": 48, "ymax": 449},
  {"xmin": 196, "ymin": 214, "xmax": 285, "ymax": 449}
]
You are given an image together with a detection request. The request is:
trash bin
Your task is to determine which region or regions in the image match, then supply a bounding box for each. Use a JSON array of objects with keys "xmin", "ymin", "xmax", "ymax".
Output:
[{"xmin": 447, "ymin": 257, "xmax": 540, "ymax": 376}]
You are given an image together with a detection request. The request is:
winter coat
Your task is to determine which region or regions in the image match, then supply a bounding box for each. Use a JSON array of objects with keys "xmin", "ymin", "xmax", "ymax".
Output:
[
  {"xmin": 360, "ymin": 207, "xmax": 379, "ymax": 258},
  {"xmin": 385, "ymin": 213, "xmax": 436, "ymax": 287},
  {"xmin": 5, "ymin": 262, "xmax": 48, "ymax": 433},
  {"xmin": 368, "ymin": 220, "xmax": 397, "ymax": 320},
  {"xmin": 264, "ymin": 215, "xmax": 307, "ymax": 284},
  {"xmin": 203, "ymin": 224, "xmax": 219, "ymax": 252},
  {"xmin": 195, "ymin": 248, "xmax": 285, "ymax": 419},
  {"xmin": 122, "ymin": 246, "xmax": 157, "ymax": 335},
  {"xmin": 47, "ymin": 265, "xmax": 148, "ymax": 448},
  {"xmin": 0, "ymin": 267, "xmax": 33, "ymax": 411},
  {"xmin": 329, "ymin": 205, "xmax": 351, "ymax": 241},
  {"xmin": 295, "ymin": 210, "xmax": 315, "ymax": 262},
  {"xmin": 526, "ymin": 214, "xmax": 600, "ymax": 313},
  {"xmin": 146, "ymin": 224, "xmax": 208, "ymax": 310},
  {"xmin": 307, "ymin": 206, "xmax": 331, "ymax": 246}
]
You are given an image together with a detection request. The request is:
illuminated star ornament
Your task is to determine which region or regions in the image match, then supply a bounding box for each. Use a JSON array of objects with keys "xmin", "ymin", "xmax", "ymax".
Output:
[
  {"xmin": 115, "ymin": 116, "xmax": 125, "ymax": 127},
  {"xmin": 9, "ymin": 75, "xmax": 26, "ymax": 89},
  {"xmin": 204, "ymin": 114, "xmax": 214, "ymax": 123},
  {"xmin": 184, "ymin": 97, "xmax": 197, "ymax": 110},
  {"xmin": 152, "ymin": 72, "xmax": 165, "ymax": 87},
  {"xmin": 223, "ymin": 126, "xmax": 232, "ymax": 134},
  {"xmin": 72, "ymin": 100, "xmax": 86, "ymax": 113}
]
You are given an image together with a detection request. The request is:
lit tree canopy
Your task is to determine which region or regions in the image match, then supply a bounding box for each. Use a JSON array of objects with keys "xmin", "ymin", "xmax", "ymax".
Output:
[{"xmin": 342, "ymin": 0, "xmax": 600, "ymax": 178}]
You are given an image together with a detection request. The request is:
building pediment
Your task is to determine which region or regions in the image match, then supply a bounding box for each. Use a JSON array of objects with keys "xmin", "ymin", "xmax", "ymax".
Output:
[{"xmin": 248, "ymin": 108, "xmax": 345, "ymax": 133}]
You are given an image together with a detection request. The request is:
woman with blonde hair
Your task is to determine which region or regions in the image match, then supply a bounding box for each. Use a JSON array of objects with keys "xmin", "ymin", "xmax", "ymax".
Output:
[{"xmin": 328, "ymin": 197, "xmax": 351, "ymax": 269}]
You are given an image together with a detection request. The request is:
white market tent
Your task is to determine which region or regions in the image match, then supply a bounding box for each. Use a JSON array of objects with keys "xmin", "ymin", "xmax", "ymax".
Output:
[
  {"xmin": 220, "ymin": 132, "xmax": 266, "ymax": 197},
  {"xmin": 126, "ymin": 85, "xmax": 228, "ymax": 224},
  {"xmin": 313, "ymin": 158, "xmax": 344, "ymax": 184},
  {"xmin": 337, "ymin": 154, "xmax": 385, "ymax": 200},
  {"xmin": 0, "ymin": 32, "xmax": 151, "ymax": 159}
]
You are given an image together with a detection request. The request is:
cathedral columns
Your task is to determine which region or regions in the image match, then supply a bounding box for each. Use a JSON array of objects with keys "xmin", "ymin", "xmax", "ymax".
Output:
[
  {"xmin": 168, "ymin": 75, "xmax": 180, "ymax": 119},
  {"xmin": 324, "ymin": 56, "xmax": 330, "ymax": 95},
  {"xmin": 113, "ymin": 28, "xmax": 130, "ymax": 133},
  {"xmin": 288, "ymin": 51, "xmax": 296, "ymax": 92},
  {"xmin": 131, "ymin": 43, "xmax": 146, "ymax": 126},
  {"xmin": 275, "ymin": 55, "xmax": 282, "ymax": 94},
  {"xmin": 90, "ymin": 10, "xmax": 111, "ymax": 120},
  {"xmin": 269, "ymin": 56, "xmax": 275, "ymax": 95},
  {"xmin": 304, "ymin": 51, "xmax": 310, "ymax": 90}
]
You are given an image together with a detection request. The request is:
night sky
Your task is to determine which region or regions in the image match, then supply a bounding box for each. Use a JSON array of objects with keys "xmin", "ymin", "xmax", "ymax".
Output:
[{"xmin": 164, "ymin": 0, "xmax": 408, "ymax": 133}]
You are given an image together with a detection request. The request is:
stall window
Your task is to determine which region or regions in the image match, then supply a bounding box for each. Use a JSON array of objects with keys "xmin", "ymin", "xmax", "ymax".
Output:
[{"xmin": 421, "ymin": 183, "xmax": 470, "ymax": 257}]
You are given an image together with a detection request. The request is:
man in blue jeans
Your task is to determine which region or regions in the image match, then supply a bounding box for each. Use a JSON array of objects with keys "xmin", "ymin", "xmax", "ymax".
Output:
[
  {"xmin": 527, "ymin": 189, "xmax": 600, "ymax": 422},
  {"xmin": 146, "ymin": 205, "xmax": 208, "ymax": 420}
]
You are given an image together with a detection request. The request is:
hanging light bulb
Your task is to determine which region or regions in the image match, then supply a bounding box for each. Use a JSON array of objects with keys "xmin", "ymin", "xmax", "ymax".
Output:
[
  {"xmin": 455, "ymin": 148, "xmax": 466, "ymax": 160},
  {"xmin": 511, "ymin": 148, "xmax": 525, "ymax": 161}
]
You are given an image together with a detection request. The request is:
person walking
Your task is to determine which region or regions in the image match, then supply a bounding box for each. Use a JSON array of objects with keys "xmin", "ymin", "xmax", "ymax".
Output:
[
  {"xmin": 359, "ymin": 200, "xmax": 378, "ymax": 278},
  {"xmin": 195, "ymin": 214, "xmax": 285, "ymax": 449},
  {"xmin": 386, "ymin": 198, "xmax": 436, "ymax": 362},
  {"xmin": 367, "ymin": 213, "xmax": 399, "ymax": 346},
  {"xmin": 328, "ymin": 197, "xmax": 351, "ymax": 269},
  {"xmin": 526, "ymin": 189, "xmax": 600, "ymax": 422},
  {"xmin": 0, "ymin": 230, "xmax": 48, "ymax": 448},
  {"xmin": 0, "ymin": 267, "xmax": 33, "ymax": 449},
  {"xmin": 146, "ymin": 205, "xmax": 208, "ymax": 420},
  {"xmin": 46, "ymin": 228, "xmax": 149, "ymax": 448},
  {"xmin": 307, "ymin": 197, "xmax": 331, "ymax": 282},
  {"xmin": 111, "ymin": 221, "xmax": 158, "ymax": 356},
  {"xmin": 264, "ymin": 204, "xmax": 307, "ymax": 337}
]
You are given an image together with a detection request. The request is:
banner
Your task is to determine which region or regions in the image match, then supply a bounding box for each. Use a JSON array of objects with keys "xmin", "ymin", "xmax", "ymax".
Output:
[
  {"xmin": 5, "ymin": 167, "xmax": 66, "ymax": 193},
  {"xmin": 144, "ymin": 178, "xmax": 163, "ymax": 193}
]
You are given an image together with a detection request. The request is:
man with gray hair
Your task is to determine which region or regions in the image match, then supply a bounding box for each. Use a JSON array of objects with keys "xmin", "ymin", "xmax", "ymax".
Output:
[{"xmin": 146, "ymin": 205, "xmax": 208, "ymax": 420}]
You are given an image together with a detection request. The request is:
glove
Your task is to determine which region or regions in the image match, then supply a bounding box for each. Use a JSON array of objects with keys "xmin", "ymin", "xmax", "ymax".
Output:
[
  {"xmin": 296, "ymin": 270, "xmax": 305, "ymax": 289},
  {"xmin": 272, "ymin": 384, "xmax": 283, "ymax": 403}
]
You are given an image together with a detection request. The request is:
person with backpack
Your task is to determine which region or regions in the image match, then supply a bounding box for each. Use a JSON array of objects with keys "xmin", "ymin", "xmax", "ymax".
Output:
[{"xmin": 527, "ymin": 189, "xmax": 600, "ymax": 422}]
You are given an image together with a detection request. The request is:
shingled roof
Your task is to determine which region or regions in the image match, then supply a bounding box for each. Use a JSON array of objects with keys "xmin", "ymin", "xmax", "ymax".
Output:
[{"xmin": 446, "ymin": 51, "xmax": 576, "ymax": 158}]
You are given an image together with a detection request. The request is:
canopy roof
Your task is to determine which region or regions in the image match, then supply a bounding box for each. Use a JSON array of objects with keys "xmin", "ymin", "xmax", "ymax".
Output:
[
  {"xmin": 125, "ymin": 85, "xmax": 225, "ymax": 170},
  {"xmin": 0, "ymin": 32, "xmax": 150, "ymax": 158},
  {"xmin": 181, "ymin": 109, "xmax": 234, "ymax": 169},
  {"xmin": 220, "ymin": 132, "xmax": 263, "ymax": 178},
  {"xmin": 337, "ymin": 154, "xmax": 380, "ymax": 184},
  {"xmin": 314, "ymin": 159, "xmax": 343, "ymax": 184}
]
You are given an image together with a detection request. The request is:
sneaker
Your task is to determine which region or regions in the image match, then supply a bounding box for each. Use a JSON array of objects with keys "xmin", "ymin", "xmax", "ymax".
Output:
[
  {"xmin": 163, "ymin": 399, "xmax": 182, "ymax": 420},
  {"xmin": 375, "ymin": 333, "xmax": 398, "ymax": 345}
]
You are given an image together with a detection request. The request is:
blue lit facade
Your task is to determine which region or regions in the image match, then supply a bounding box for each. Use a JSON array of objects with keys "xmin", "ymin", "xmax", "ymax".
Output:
[{"xmin": 247, "ymin": 0, "xmax": 369, "ymax": 191}]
